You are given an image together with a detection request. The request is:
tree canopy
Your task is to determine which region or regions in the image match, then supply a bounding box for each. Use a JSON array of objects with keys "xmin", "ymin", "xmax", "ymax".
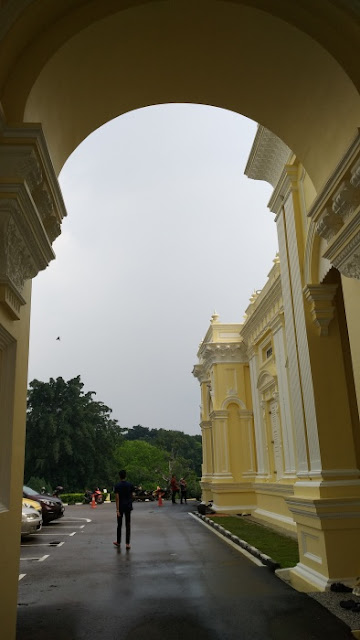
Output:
[
  {"xmin": 25, "ymin": 376, "xmax": 123, "ymax": 491},
  {"xmin": 25, "ymin": 377, "xmax": 202, "ymax": 496}
]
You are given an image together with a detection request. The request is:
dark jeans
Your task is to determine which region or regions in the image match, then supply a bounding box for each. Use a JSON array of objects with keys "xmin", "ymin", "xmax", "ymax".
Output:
[
  {"xmin": 117, "ymin": 509, "xmax": 131, "ymax": 544},
  {"xmin": 171, "ymin": 490, "xmax": 178, "ymax": 503},
  {"xmin": 180, "ymin": 491, "xmax": 187, "ymax": 504}
]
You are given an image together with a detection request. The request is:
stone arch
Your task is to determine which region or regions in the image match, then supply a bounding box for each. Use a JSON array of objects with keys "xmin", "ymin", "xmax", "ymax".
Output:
[
  {"xmin": 0, "ymin": 1, "xmax": 359, "ymax": 188},
  {"xmin": 221, "ymin": 396, "xmax": 248, "ymax": 412},
  {"xmin": 257, "ymin": 369, "xmax": 277, "ymax": 396},
  {"xmin": 304, "ymin": 221, "xmax": 333, "ymax": 285}
]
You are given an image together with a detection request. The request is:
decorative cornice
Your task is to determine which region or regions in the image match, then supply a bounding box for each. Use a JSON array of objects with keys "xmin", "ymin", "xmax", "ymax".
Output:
[
  {"xmin": 268, "ymin": 164, "xmax": 299, "ymax": 216},
  {"xmin": 0, "ymin": 119, "xmax": 67, "ymax": 318},
  {"xmin": 303, "ymin": 284, "xmax": 338, "ymax": 336},
  {"xmin": 0, "ymin": 122, "xmax": 67, "ymax": 243},
  {"xmin": 323, "ymin": 212, "xmax": 360, "ymax": 279},
  {"xmin": 244, "ymin": 126, "xmax": 292, "ymax": 188},
  {"xmin": 210, "ymin": 410, "xmax": 229, "ymax": 420},
  {"xmin": 198, "ymin": 341, "xmax": 248, "ymax": 371},
  {"xmin": 0, "ymin": 193, "xmax": 54, "ymax": 318},
  {"xmin": 307, "ymin": 129, "xmax": 360, "ymax": 280},
  {"xmin": 241, "ymin": 276, "xmax": 283, "ymax": 346}
]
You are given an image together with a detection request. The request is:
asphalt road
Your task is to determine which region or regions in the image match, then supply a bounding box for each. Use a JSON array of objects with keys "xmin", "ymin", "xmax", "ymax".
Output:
[{"xmin": 17, "ymin": 502, "xmax": 353, "ymax": 640}]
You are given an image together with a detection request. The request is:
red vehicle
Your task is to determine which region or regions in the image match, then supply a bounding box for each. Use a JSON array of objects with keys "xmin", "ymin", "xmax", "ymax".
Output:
[{"xmin": 84, "ymin": 488, "xmax": 104, "ymax": 504}]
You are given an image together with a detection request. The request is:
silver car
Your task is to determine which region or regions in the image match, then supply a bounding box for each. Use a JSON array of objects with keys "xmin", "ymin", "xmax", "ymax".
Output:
[{"xmin": 21, "ymin": 505, "xmax": 42, "ymax": 538}]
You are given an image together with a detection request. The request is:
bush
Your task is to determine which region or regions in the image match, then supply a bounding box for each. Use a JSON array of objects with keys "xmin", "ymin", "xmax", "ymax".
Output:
[{"xmin": 60, "ymin": 493, "xmax": 84, "ymax": 504}]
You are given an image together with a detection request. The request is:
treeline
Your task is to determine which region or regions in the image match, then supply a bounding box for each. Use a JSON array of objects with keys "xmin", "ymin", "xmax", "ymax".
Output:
[{"xmin": 25, "ymin": 376, "xmax": 202, "ymax": 496}]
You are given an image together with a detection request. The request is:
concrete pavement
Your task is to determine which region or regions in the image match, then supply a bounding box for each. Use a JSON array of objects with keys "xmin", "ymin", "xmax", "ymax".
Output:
[{"xmin": 17, "ymin": 502, "xmax": 353, "ymax": 639}]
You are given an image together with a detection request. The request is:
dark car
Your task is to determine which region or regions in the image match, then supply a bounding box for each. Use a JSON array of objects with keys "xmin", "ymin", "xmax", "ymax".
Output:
[{"xmin": 23, "ymin": 486, "xmax": 65, "ymax": 524}]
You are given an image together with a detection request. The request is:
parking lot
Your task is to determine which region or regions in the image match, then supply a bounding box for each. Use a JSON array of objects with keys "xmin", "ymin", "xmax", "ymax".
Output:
[
  {"xmin": 19, "ymin": 507, "xmax": 93, "ymax": 583},
  {"xmin": 17, "ymin": 503, "xmax": 353, "ymax": 640}
]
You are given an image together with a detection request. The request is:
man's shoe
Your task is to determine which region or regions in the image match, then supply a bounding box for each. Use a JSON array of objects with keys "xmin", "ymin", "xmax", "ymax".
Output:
[
  {"xmin": 126, "ymin": 544, "xmax": 131, "ymax": 549},
  {"xmin": 113, "ymin": 541, "xmax": 120, "ymax": 547}
]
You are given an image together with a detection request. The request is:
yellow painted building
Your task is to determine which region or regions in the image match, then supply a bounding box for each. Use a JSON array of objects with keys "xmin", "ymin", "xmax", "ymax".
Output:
[
  {"xmin": 193, "ymin": 125, "xmax": 360, "ymax": 593},
  {"xmin": 1, "ymin": 1, "xmax": 360, "ymax": 636}
]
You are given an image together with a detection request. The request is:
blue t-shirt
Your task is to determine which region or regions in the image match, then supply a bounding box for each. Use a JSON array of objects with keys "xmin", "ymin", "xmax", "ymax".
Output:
[{"xmin": 114, "ymin": 480, "xmax": 134, "ymax": 511}]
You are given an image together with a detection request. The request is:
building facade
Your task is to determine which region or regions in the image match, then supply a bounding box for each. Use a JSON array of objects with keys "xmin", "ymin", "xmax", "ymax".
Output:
[
  {"xmin": 193, "ymin": 126, "xmax": 360, "ymax": 593},
  {"xmin": 1, "ymin": 1, "xmax": 360, "ymax": 637}
]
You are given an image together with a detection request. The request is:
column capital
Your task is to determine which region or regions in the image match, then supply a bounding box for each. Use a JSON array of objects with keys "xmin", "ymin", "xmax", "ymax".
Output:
[
  {"xmin": 303, "ymin": 284, "xmax": 338, "ymax": 336},
  {"xmin": 0, "ymin": 120, "xmax": 67, "ymax": 319}
]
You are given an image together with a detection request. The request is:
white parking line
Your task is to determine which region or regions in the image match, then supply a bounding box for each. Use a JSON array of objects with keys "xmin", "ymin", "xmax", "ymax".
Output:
[
  {"xmin": 22, "ymin": 541, "xmax": 65, "ymax": 548},
  {"xmin": 46, "ymin": 525, "xmax": 84, "ymax": 529},
  {"xmin": 52, "ymin": 518, "xmax": 91, "ymax": 523},
  {"xmin": 19, "ymin": 574, "xmax": 26, "ymax": 581},
  {"xmin": 20, "ymin": 555, "xmax": 48, "ymax": 562},
  {"xmin": 35, "ymin": 532, "xmax": 76, "ymax": 536}
]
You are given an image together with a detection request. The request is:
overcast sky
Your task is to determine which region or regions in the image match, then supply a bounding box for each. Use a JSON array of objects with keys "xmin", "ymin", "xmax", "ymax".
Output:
[{"xmin": 28, "ymin": 104, "xmax": 276, "ymax": 436}]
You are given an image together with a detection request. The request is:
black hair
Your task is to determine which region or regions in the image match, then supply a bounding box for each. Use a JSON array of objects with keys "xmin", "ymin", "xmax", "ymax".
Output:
[{"xmin": 119, "ymin": 469, "xmax": 126, "ymax": 480}]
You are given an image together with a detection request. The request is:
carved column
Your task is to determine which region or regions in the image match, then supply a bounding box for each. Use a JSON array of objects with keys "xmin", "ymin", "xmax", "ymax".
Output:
[
  {"xmin": 200, "ymin": 420, "xmax": 213, "ymax": 477},
  {"xmin": 248, "ymin": 348, "xmax": 269, "ymax": 476},
  {"xmin": 210, "ymin": 410, "xmax": 232, "ymax": 479},
  {"xmin": 271, "ymin": 316, "xmax": 296, "ymax": 474},
  {"xmin": 0, "ymin": 118, "xmax": 66, "ymax": 640}
]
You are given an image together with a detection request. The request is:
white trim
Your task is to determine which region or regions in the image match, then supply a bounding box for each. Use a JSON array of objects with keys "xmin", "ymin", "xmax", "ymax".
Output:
[
  {"xmin": 211, "ymin": 502, "xmax": 257, "ymax": 513},
  {"xmin": 295, "ymin": 479, "xmax": 360, "ymax": 488},
  {"xmin": 286, "ymin": 563, "xmax": 360, "ymax": 591},
  {"xmin": 253, "ymin": 508, "xmax": 296, "ymax": 529}
]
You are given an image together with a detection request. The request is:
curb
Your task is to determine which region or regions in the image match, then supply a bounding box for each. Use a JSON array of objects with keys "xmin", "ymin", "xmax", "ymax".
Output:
[{"xmin": 194, "ymin": 512, "xmax": 280, "ymax": 572}]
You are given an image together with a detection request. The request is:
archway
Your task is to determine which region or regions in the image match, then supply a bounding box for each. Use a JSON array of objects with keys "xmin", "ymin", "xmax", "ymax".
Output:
[{"xmin": 1, "ymin": 1, "xmax": 360, "ymax": 637}]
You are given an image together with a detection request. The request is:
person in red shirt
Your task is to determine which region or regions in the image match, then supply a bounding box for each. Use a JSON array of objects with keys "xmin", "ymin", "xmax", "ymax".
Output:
[{"xmin": 170, "ymin": 474, "xmax": 179, "ymax": 504}]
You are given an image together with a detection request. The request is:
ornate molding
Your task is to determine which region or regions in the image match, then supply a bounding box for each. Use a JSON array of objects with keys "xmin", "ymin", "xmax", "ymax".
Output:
[
  {"xmin": 324, "ymin": 212, "xmax": 360, "ymax": 280},
  {"xmin": 198, "ymin": 342, "xmax": 248, "ymax": 370},
  {"xmin": 303, "ymin": 284, "xmax": 338, "ymax": 336},
  {"xmin": 315, "ymin": 207, "xmax": 343, "ymax": 242},
  {"xmin": 0, "ymin": 119, "xmax": 67, "ymax": 318},
  {"xmin": 244, "ymin": 126, "xmax": 292, "ymax": 188},
  {"xmin": 308, "ymin": 129, "xmax": 360, "ymax": 280},
  {"xmin": 192, "ymin": 363, "xmax": 210, "ymax": 384}
]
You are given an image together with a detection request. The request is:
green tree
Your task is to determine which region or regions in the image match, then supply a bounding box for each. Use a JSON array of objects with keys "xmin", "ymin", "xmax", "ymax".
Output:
[
  {"xmin": 114, "ymin": 440, "xmax": 169, "ymax": 489},
  {"xmin": 25, "ymin": 376, "xmax": 124, "ymax": 492},
  {"xmin": 123, "ymin": 426, "xmax": 203, "ymax": 478}
]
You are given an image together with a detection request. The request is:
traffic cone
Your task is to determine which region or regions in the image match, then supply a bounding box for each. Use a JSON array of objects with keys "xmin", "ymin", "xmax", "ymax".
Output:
[
  {"xmin": 91, "ymin": 495, "xmax": 96, "ymax": 509},
  {"xmin": 157, "ymin": 488, "xmax": 163, "ymax": 507}
]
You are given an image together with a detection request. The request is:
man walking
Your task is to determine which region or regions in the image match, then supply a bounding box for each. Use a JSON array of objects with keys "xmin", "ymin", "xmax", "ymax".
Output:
[{"xmin": 113, "ymin": 469, "xmax": 134, "ymax": 549}]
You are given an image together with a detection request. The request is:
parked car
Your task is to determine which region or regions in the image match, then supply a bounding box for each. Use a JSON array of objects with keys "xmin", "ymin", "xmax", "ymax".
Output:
[
  {"xmin": 23, "ymin": 485, "xmax": 65, "ymax": 523},
  {"xmin": 21, "ymin": 505, "xmax": 42, "ymax": 538},
  {"xmin": 22, "ymin": 497, "xmax": 42, "ymax": 515}
]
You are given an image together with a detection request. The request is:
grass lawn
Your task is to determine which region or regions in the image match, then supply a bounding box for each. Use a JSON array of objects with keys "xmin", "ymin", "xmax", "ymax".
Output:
[{"xmin": 208, "ymin": 515, "xmax": 299, "ymax": 568}]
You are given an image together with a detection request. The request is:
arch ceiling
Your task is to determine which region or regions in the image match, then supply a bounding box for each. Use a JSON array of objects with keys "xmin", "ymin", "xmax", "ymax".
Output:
[{"xmin": 0, "ymin": 0, "xmax": 360, "ymax": 187}]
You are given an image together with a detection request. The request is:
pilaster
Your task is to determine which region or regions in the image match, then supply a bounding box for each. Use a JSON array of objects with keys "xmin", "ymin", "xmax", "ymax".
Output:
[
  {"xmin": 0, "ymin": 118, "xmax": 66, "ymax": 640},
  {"xmin": 210, "ymin": 409, "xmax": 232, "ymax": 479},
  {"xmin": 271, "ymin": 319, "xmax": 296, "ymax": 474},
  {"xmin": 248, "ymin": 348, "xmax": 269, "ymax": 476}
]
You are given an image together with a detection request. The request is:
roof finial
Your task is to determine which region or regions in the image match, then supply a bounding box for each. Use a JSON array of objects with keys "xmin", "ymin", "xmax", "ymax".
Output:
[{"xmin": 211, "ymin": 310, "xmax": 219, "ymax": 324}]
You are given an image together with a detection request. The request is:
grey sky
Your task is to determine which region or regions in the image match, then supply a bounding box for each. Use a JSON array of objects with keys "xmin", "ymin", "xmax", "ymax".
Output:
[{"xmin": 28, "ymin": 104, "xmax": 276, "ymax": 436}]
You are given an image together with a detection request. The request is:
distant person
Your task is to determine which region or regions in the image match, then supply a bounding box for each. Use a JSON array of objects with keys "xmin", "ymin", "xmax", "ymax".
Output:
[
  {"xmin": 180, "ymin": 478, "xmax": 187, "ymax": 504},
  {"xmin": 113, "ymin": 470, "xmax": 134, "ymax": 549},
  {"xmin": 170, "ymin": 474, "xmax": 179, "ymax": 504}
]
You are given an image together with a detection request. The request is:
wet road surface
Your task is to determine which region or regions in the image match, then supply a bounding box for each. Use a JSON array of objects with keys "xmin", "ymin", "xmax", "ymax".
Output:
[{"xmin": 17, "ymin": 502, "xmax": 353, "ymax": 639}]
